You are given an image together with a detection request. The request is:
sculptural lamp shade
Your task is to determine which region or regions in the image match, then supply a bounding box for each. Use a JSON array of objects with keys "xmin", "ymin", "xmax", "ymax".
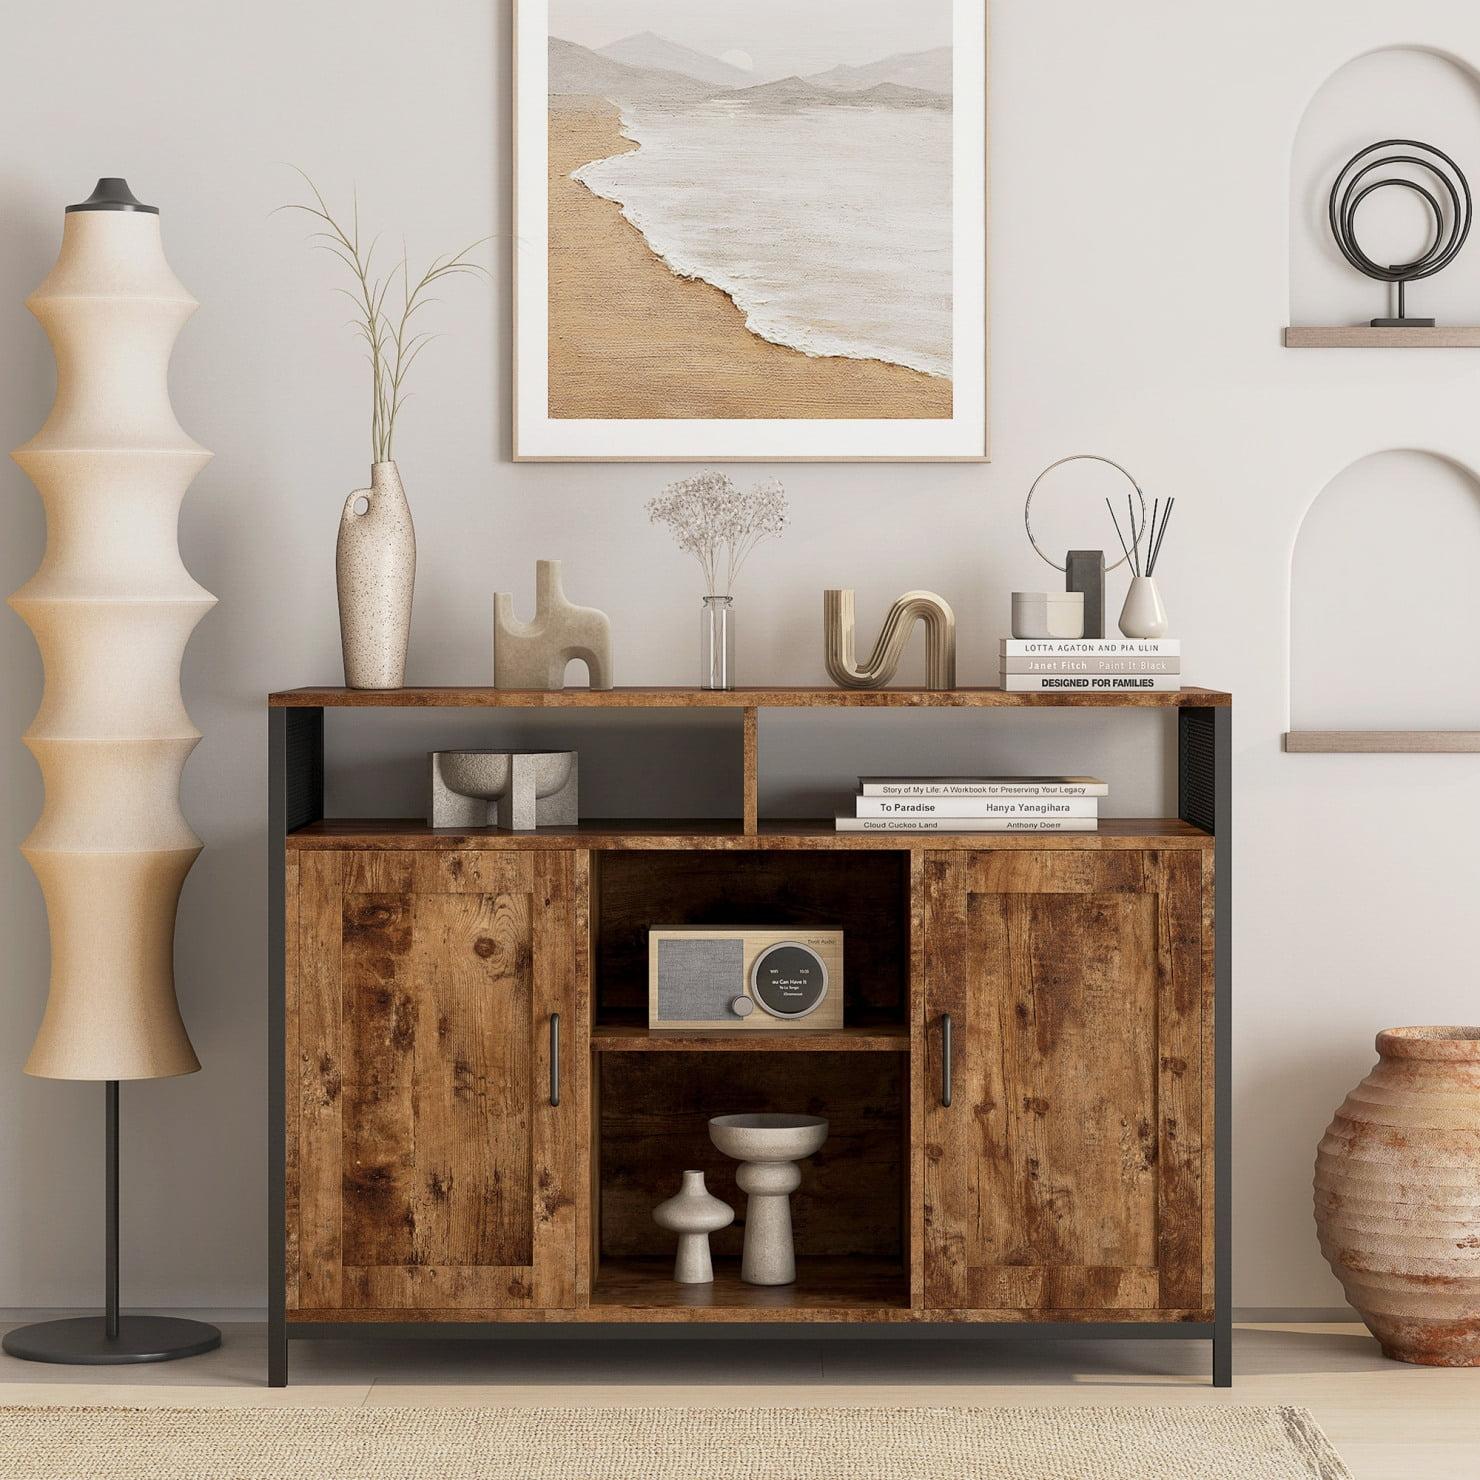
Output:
[{"xmin": 2, "ymin": 180, "xmax": 220, "ymax": 1364}]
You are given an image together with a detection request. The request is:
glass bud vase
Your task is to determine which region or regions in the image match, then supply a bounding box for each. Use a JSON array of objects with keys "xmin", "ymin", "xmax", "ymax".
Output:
[{"xmin": 700, "ymin": 595, "xmax": 735, "ymax": 690}]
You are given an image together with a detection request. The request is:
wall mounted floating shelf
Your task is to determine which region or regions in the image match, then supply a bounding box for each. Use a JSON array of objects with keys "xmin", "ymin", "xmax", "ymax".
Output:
[
  {"xmin": 1284, "ymin": 326, "xmax": 1480, "ymax": 348},
  {"xmin": 1284, "ymin": 730, "xmax": 1480, "ymax": 753}
]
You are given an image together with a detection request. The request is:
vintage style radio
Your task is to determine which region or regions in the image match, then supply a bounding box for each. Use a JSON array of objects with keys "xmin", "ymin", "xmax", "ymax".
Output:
[{"xmin": 648, "ymin": 927, "xmax": 844, "ymax": 1030}]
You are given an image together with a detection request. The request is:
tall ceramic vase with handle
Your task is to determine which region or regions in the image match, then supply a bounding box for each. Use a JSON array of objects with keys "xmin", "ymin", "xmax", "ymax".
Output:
[{"xmin": 336, "ymin": 460, "xmax": 415, "ymax": 688}]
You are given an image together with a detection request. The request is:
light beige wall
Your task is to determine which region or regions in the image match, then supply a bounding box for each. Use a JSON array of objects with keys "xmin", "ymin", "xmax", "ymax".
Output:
[{"xmin": 3, "ymin": 0, "xmax": 1479, "ymax": 1309}]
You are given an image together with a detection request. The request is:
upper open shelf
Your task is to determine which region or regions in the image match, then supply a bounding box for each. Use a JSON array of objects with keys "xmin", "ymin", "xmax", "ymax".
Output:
[{"xmin": 269, "ymin": 685, "xmax": 1230, "ymax": 709}]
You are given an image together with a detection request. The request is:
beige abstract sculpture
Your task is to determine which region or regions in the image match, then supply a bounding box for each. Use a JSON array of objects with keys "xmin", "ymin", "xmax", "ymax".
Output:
[
  {"xmin": 493, "ymin": 559, "xmax": 613, "ymax": 690},
  {"xmin": 823, "ymin": 588, "xmax": 956, "ymax": 690},
  {"xmin": 9, "ymin": 179, "xmax": 213, "ymax": 1080}
]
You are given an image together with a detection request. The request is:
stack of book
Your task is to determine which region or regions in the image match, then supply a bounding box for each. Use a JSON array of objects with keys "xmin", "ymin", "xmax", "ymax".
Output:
[
  {"xmin": 835, "ymin": 776, "xmax": 1106, "ymax": 832},
  {"xmin": 999, "ymin": 638, "xmax": 1180, "ymax": 692}
]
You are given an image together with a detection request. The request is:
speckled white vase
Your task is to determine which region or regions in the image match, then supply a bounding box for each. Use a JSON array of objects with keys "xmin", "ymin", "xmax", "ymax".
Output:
[
  {"xmin": 337, "ymin": 460, "xmax": 415, "ymax": 689},
  {"xmin": 651, "ymin": 1170, "xmax": 734, "ymax": 1284}
]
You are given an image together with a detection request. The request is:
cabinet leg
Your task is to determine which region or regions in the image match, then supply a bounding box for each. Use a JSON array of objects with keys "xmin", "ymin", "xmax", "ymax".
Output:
[
  {"xmin": 268, "ymin": 1311, "xmax": 287, "ymax": 1387},
  {"xmin": 1212, "ymin": 1321, "xmax": 1232, "ymax": 1387}
]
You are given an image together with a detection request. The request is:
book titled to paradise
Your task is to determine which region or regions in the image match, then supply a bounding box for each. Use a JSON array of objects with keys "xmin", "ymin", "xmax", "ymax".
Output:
[
  {"xmin": 855, "ymin": 797, "xmax": 1098, "ymax": 819},
  {"xmin": 1000, "ymin": 672, "xmax": 1181, "ymax": 692},
  {"xmin": 858, "ymin": 776, "xmax": 1108, "ymax": 797},
  {"xmin": 1000, "ymin": 638, "xmax": 1180, "ymax": 656},
  {"xmin": 835, "ymin": 816, "xmax": 1098, "ymax": 833}
]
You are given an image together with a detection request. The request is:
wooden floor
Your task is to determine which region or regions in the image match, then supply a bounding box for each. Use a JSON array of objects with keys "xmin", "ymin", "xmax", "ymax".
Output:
[{"xmin": 2, "ymin": 1321, "xmax": 1476, "ymax": 1479}]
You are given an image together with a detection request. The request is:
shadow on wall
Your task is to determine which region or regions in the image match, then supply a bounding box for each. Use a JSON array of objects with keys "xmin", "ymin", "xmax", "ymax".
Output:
[
  {"xmin": 1290, "ymin": 46, "xmax": 1480, "ymax": 329},
  {"xmin": 1233, "ymin": 1028, "xmax": 1375, "ymax": 1312},
  {"xmin": 0, "ymin": 179, "xmax": 62, "ymax": 1058},
  {"xmin": 1289, "ymin": 449, "xmax": 1480, "ymax": 730}
]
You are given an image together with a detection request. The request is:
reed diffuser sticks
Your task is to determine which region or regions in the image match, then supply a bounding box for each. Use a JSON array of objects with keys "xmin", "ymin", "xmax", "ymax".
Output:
[{"xmin": 1106, "ymin": 495, "xmax": 1175, "ymax": 576}]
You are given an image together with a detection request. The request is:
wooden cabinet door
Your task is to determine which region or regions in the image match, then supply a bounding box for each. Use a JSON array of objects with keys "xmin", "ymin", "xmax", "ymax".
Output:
[
  {"xmin": 288, "ymin": 849, "xmax": 582, "ymax": 1315},
  {"xmin": 922, "ymin": 848, "xmax": 1210, "ymax": 1318}
]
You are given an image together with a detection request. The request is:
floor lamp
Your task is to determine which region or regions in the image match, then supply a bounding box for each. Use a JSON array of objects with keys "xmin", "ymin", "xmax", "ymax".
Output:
[{"xmin": 3, "ymin": 179, "xmax": 219, "ymax": 1363}]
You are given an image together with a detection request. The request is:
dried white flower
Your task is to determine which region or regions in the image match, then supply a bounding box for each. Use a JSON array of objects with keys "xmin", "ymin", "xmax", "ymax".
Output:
[{"xmin": 646, "ymin": 471, "xmax": 789, "ymax": 597}]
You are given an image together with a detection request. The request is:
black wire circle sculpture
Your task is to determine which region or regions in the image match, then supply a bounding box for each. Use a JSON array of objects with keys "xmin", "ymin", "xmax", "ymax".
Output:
[{"xmin": 1329, "ymin": 138, "xmax": 1472, "ymax": 327}]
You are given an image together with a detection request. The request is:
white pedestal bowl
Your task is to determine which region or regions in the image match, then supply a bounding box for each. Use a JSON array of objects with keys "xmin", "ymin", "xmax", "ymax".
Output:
[{"xmin": 708, "ymin": 1113, "xmax": 828, "ymax": 1286}]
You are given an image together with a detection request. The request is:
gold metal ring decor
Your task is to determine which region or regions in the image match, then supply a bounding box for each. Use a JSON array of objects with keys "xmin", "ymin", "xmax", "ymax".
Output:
[{"xmin": 823, "ymin": 589, "xmax": 956, "ymax": 690}]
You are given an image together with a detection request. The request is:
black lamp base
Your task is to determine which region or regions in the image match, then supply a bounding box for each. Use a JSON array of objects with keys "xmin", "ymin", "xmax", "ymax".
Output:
[
  {"xmin": 2, "ymin": 1314, "xmax": 221, "ymax": 1366},
  {"xmin": 1371, "ymin": 316, "xmax": 1437, "ymax": 328}
]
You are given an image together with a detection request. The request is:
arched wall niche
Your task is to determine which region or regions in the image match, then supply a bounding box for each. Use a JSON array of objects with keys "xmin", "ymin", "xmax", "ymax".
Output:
[
  {"xmin": 1289, "ymin": 46, "xmax": 1480, "ymax": 331},
  {"xmin": 1286, "ymin": 449, "xmax": 1480, "ymax": 751}
]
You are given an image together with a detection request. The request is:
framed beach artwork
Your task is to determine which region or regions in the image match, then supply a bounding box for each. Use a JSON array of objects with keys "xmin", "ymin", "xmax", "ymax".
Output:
[{"xmin": 513, "ymin": 0, "xmax": 987, "ymax": 461}]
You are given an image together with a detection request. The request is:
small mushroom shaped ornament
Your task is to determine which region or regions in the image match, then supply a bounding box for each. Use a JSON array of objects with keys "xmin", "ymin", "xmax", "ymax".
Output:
[{"xmin": 652, "ymin": 1171, "xmax": 735, "ymax": 1284}]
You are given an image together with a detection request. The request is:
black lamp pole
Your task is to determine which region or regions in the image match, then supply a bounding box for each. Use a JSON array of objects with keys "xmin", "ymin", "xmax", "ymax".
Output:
[{"xmin": 1, "ymin": 1083, "xmax": 221, "ymax": 1364}]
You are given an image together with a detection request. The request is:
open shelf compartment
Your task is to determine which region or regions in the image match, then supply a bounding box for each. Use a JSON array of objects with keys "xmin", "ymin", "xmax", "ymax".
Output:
[
  {"xmin": 592, "ymin": 1049, "xmax": 911, "ymax": 1315},
  {"xmin": 591, "ymin": 848, "xmax": 912, "ymax": 1031}
]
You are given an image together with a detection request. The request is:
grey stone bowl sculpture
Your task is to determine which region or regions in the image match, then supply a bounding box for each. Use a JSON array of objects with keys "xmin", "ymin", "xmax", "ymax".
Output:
[
  {"xmin": 708, "ymin": 1113, "xmax": 829, "ymax": 1286},
  {"xmin": 428, "ymin": 750, "xmax": 578, "ymax": 831}
]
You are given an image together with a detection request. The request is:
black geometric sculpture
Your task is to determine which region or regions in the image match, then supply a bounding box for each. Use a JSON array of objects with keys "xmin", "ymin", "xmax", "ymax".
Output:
[{"xmin": 1329, "ymin": 138, "xmax": 1472, "ymax": 327}]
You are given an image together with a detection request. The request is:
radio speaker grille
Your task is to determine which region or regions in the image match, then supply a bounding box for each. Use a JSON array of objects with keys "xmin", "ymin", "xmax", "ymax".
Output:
[{"xmin": 656, "ymin": 937, "xmax": 743, "ymax": 1020}]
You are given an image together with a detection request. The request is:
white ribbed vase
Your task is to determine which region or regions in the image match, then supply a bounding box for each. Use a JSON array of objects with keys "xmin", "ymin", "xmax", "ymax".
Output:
[{"xmin": 8, "ymin": 179, "xmax": 214, "ymax": 1080}]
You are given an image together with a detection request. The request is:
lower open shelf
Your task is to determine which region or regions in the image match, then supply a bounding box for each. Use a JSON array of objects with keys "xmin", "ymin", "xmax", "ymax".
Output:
[{"xmin": 591, "ymin": 1257, "xmax": 911, "ymax": 1319}]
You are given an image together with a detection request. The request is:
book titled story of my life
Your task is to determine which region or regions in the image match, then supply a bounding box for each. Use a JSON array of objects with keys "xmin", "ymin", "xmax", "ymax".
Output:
[
  {"xmin": 1000, "ymin": 638, "xmax": 1181, "ymax": 656},
  {"xmin": 1000, "ymin": 672, "xmax": 1181, "ymax": 692},
  {"xmin": 858, "ymin": 776, "xmax": 1108, "ymax": 797},
  {"xmin": 836, "ymin": 816, "xmax": 1098, "ymax": 833},
  {"xmin": 855, "ymin": 796, "xmax": 1099, "ymax": 818}
]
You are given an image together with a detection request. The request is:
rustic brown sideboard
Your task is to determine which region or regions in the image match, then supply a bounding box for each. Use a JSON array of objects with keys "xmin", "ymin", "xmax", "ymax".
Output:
[{"xmin": 268, "ymin": 686, "xmax": 1230, "ymax": 1386}]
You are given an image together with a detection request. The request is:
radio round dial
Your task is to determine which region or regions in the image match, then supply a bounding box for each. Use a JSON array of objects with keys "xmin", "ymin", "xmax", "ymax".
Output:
[
  {"xmin": 749, "ymin": 942, "xmax": 829, "ymax": 1019},
  {"xmin": 729, "ymin": 995, "xmax": 755, "ymax": 1018}
]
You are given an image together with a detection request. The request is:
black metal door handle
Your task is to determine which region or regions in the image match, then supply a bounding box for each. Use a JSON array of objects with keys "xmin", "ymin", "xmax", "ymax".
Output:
[
  {"xmin": 941, "ymin": 1012, "xmax": 953, "ymax": 1107},
  {"xmin": 549, "ymin": 1012, "xmax": 560, "ymax": 1107}
]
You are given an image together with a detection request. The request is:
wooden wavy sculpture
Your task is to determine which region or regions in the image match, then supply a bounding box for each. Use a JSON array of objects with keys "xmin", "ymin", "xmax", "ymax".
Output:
[{"xmin": 823, "ymin": 589, "xmax": 956, "ymax": 690}]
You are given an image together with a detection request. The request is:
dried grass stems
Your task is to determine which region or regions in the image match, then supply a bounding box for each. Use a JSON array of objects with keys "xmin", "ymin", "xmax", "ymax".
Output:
[
  {"xmin": 1106, "ymin": 494, "xmax": 1175, "ymax": 577},
  {"xmin": 279, "ymin": 170, "xmax": 488, "ymax": 463},
  {"xmin": 646, "ymin": 471, "xmax": 789, "ymax": 598}
]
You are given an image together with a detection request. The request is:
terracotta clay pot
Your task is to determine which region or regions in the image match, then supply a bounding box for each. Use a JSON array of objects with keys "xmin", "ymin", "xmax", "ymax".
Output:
[{"xmin": 1315, "ymin": 1027, "xmax": 1480, "ymax": 1365}]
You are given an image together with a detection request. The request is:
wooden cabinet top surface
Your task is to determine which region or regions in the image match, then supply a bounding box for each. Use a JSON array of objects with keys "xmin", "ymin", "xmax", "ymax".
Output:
[{"xmin": 269, "ymin": 685, "xmax": 1231, "ymax": 710}]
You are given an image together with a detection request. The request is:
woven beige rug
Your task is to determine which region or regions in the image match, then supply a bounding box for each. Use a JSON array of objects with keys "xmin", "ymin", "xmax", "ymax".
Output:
[{"xmin": 0, "ymin": 1404, "xmax": 1350, "ymax": 1479}]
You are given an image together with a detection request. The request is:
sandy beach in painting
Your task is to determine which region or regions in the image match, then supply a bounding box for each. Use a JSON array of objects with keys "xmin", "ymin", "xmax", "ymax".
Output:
[{"xmin": 547, "ymin": 100, "xmax": 952, "ymax": 420}]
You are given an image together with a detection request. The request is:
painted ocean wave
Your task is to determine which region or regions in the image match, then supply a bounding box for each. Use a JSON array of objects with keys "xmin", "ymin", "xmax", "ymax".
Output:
[{"xmin": 572, "ymin": 102, "xmax": 952, "ymax": 379}]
